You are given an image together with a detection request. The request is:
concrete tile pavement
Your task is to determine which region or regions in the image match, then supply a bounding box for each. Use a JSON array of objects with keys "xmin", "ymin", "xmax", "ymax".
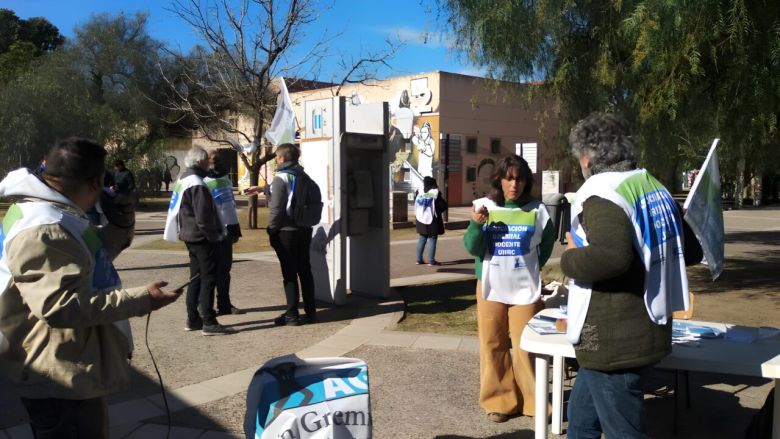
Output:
[{"xmin": 3, "ymin": 205, "xmax": 777, "ymax": 438}]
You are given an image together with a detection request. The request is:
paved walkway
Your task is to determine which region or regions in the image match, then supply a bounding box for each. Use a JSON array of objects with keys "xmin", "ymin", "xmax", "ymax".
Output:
[{"xmin": 0, "ymin": 273, "xmax": 475, "ymax": 439}]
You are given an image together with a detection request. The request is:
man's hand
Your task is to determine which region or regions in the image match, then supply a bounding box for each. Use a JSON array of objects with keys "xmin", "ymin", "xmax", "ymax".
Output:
[
  {"xmin": 565, "ymin": 232, "xmax": 576, "ymax": 250},
  {"xmin": 147, "ymin": 281, "xmax": 183, "ymax": 311},
  {"xmin": 243, "ymin": 185, "xmax": 262, "ymax": 195},
  {"xmin": 470, "ymin": 206, "xmax": 488, "ymax": 224}
]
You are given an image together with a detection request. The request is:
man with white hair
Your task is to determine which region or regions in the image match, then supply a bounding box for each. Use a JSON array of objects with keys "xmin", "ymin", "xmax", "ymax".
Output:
[
  {"xmin": 561, "ymin": 113, "xmax": 702, "ymax": 438},
  {"xmin": 164, "ymin": 146, "xmax": 234, "ymax": 335}
]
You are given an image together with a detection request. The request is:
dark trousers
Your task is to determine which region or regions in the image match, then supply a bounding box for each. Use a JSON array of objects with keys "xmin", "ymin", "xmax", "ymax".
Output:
[
  {"xmin": 567, "ymin": 366, "xmax": 649, "ymax": 439},
  {"xmin": 215, "ymin": 238, "xmax": 234, "ymax": 312},
  {"xmin": 185, "ymin": 240, "xmax": 219, "ymax": 326},
  {"xmin": 21, "ymin": 397, "xmax": 107, "ymax": 439},
  {"xmin": 270, "ymin": 228, "xmax": 316, "ymax": 317}
]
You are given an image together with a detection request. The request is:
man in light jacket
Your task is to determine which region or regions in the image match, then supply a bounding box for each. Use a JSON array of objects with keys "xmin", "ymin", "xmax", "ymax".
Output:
[{"xmin": 0, "ymin": 138, "xmax": 182, "ymax": 438}]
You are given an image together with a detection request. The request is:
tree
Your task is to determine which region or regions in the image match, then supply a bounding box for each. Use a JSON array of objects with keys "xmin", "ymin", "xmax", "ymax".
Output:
[
  {"xmin": 0, "ymin": 9, "xmax": 63, "ymax": 83},
  {"xmin": 162, "ymin": 0, "xmax": 399, "ymax": 228},
  {"xmin": 0, "ymin": 13, "xmax": 173, "ymax": 177},
  {"xmin": 72, "ymin": 12, "xmax": 171, "ymax": 161},
  {"xmin": 440, "ymin": 0, "xmax": 780, "ymax": 205}
]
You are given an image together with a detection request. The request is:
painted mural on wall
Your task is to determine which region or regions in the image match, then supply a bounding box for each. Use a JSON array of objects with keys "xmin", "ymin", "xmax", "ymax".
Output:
[{"xmin": 389, "ymin": 77, "xmax": 439, "ymax": 198}]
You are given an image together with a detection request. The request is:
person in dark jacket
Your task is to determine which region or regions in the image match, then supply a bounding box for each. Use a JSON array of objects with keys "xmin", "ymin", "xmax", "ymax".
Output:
[
  {"xmin": 205, "ymin": 149, "xmax": 244, "ymax": 316},
  {"xmin": 562, "ymin": 113, "xmax": 702, "ymax": 438},
  {"xmin": 413, "ymin": 176, "xmax": 447, "ymax": 265},
  {"xmin": 265, "ymin": 143, "xmax": 317, "ymax": 326},
  {"xmin": 177, "ymin": 146, "xmax": 234, "ymax": 335}
]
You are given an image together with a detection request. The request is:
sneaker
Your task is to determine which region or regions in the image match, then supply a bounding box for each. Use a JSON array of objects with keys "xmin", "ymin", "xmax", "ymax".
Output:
[
  {"xmin": 184, "ymin": 321, "xmax": 203, "ymax": 331},
  {"xmin": 273, "ymin": 314, "xmax": 302, "ymax": 327},
  {"xmin": 428, "ymin": 260, "xmax": 442, "ymax": 266},
  {"xmin": 201, "ymin": 324, "xmax": 236, "ymax": 336},
  {"xmin": 302, "ymin": 314, "xmax": 317, "ymax": 325},
  {"xmin": 415, "ymin": 260, "xmax": 425, "ymax": 265},
  {"xmin": 217, "ymin": 306, "xmax": 245, "ymax": 316}
]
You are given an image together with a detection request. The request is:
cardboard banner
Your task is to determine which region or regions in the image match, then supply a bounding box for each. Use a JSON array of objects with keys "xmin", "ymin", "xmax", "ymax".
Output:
[{"xmin": 245, "ymin": 356, "xmax": 371, "ymax": 439}]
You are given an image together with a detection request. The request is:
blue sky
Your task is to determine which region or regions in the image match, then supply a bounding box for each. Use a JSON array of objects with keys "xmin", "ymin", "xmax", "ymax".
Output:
[{"xmin": 5, "ymin": 0, "xmax": 485, "ymax": 80}]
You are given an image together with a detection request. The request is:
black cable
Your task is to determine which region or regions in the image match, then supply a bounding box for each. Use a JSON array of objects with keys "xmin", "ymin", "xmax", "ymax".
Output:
[{"xmin": 145, "ymin": 312, "xmax": 171, "ymax": 439}]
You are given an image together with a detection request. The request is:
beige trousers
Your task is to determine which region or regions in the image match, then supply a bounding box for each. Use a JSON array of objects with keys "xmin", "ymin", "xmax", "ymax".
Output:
[{"xmin": 476, "ymin": 281, "xmax": 542, "ymax": 416}]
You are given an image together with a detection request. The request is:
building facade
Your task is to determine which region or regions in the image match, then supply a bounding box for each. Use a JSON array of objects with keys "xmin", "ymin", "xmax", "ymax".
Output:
[{"xmin": 288, "ymin": 71, "xmax": 563, "ymax": 205}]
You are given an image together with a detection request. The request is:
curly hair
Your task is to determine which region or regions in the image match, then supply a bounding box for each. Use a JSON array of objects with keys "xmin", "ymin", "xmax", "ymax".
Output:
[
  {"xmin": 488, "ymin": 154, "xmax": 534, "ymax": 205},
  {"xmin": 569, "ymin": 112, "xmax": 637, "ymax": 175}
]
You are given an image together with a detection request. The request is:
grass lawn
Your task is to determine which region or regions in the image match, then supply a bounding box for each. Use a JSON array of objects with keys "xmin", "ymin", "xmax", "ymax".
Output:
[
  {"xmin": 136, "ymin": 196, "xmax": 460, "ymax": 253},
  {"xmin": 137, "ymin": 206, "xmax": 273, "ymax": 252},
  {"xmin": 396, "ymin": 263, "xmax": 565, "ymax": 336}
]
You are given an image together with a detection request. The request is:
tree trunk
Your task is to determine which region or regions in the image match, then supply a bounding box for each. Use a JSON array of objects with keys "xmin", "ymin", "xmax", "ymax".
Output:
[
  {"xmin": 248, "ymin": 165, "xmax": 259, "ymax": 229},
  {"xmin": 734, "ymin": 155, "xmax": 745, "ymax": 210},
  {"xmin": 247, "ymin": 109, "xmax": 266, "ymax": 229}
]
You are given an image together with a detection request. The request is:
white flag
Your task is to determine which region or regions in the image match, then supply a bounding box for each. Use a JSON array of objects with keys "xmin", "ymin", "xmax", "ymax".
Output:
[
  {"xmin": 265, "ymin": 77, "xmax": 296, "ymax": 146},
  {"xmin": 683, "ymin": 139, "xmax": 724, "ymax": 280}
]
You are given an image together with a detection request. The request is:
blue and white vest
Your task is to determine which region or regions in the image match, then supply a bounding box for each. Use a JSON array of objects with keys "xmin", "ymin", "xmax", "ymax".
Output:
[
  {"xmin": 414, "ymin": 189, "xmax": 439, "ymax": 225},
  {"xmin": 163, "ymin": 174, "xmax": 207, "ymax": 242},
  {"xmin": 475, "ymin": 198, "xmax": 551, "ymax": 305},
  {"xmin": 0, "ymin": 202, "xmax": 131, "ymax": 354},
  {"xmin": 204, "ymin": 175, "xmax": 239, "ymax": 227},
  {"xmin": 566, "ymin": 169, "xmax": 690, "ymax": 344}
]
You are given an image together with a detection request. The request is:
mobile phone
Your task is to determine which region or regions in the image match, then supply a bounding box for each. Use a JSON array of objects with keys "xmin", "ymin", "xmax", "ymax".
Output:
[{"xmin": 173, "ymin": 273, "xmax": 200, "ymax": 293}]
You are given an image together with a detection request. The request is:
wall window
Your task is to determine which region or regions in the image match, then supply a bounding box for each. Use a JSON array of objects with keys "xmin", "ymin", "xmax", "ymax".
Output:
[
  {"xmin": 466, "ymin": 166, "xmax": 477, "ymax": 182},
  {"xmin": 490, "ymin": 138, "xmax": 501, "ymax": 154},
  {"xmin": 467, "ymin": 137, "xmax": 478, "ymax": 153},
  {"xmin": 402, "ymin": 167, "xmax": 411, "ymax": 183}
]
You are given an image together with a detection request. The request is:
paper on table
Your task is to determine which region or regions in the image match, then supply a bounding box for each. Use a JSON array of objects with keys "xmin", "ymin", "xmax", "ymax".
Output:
[{"xmin": 528, "ymin": 318, "xmax": 565, "ymax": 335}]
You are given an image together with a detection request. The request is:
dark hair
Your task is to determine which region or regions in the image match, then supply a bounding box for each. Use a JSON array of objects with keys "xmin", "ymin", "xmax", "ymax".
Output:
[
  {"xmin": 43, "ymin": 137, "xmax": 106, "ymax": 193},
  {"xmin": 569, "ymin": 112, "xmax": 637, "ymax": 174},
  {"xmin": 113, "ymin": 159, "xmax": 125, "ymax": 168},
  {"xmin": 275, "ymin": 143, "xmax": 300, "ymax": 163},
  {"xmin": 423, "ymin": 176, "xmax": 438, "ymax": 192},
  {"xmin": 488, "ymin": 154, "xmax": 533, "ymax": 205}
]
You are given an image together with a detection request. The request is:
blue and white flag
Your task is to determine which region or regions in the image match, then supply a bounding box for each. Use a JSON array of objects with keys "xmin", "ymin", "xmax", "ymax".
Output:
[
  {"xmin": 265, "ymin": 77, "xmax": 296, "ymax": 146},
  {"xmin": 683, "ymin": 139, "xmax": 724, "ymax": 280}
]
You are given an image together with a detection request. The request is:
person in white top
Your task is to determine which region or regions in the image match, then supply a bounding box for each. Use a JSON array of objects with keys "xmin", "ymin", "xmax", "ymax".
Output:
[
  {"xmin": 463, "ymin": 155, "xmax": 556, "ymax": 423},
  {"xmin": 413, "ymin": 176, "xmax": 447, "ymax": 265}
]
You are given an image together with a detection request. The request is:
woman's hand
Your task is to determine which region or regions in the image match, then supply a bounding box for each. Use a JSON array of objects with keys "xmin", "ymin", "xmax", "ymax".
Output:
[{"xmin": 471, "ymin": 206, "xmax": 488, "ymax": 224}]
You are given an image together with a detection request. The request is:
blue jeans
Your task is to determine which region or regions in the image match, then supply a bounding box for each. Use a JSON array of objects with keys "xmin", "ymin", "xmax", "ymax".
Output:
[
  {"xmin": 416, "ymin": 234, "xmax": 438, "ymax": 262},
  {"xmin": 567, "ymin": 367, "xmax": 649, "ymax": 439}
]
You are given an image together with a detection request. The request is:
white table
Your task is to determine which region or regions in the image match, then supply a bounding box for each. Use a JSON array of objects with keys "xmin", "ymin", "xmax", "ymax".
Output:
[{"xmin": 519, "ymin": 310, "xmax": 780, "ymax": 439}]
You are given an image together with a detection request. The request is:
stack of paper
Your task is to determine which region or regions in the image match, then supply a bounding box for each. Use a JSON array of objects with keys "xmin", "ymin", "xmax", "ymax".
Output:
[
  {"xmin": 672, "ymin": 321, "xmax": 723, "ymax": 346},
  {"xmin": 528, "ymin": 314, "xmax": 565, "ymax": 335}
]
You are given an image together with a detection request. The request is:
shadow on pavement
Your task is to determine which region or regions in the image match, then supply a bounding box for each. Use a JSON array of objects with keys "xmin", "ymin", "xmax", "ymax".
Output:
[
  {"xmin": 118, "ymin": 262, "xmax": 190, "ymax": 272},
  {"xmin": 688, "ymin": 254, "xmax": 780, "ymax": 295},
  {"xmin": 725, "ymin": 230, "xmax": 780, "ymax": 244},
  {"xmin": 394, "ymin": 279, "xmax": 477, "ymax": 317},
  {"xmin": 134, "ymin": 228, "xmax": 165, "ymax": 236},
  {"xmin": 435, "ymin": 433, "xmax": 534, "ymax": 439}
]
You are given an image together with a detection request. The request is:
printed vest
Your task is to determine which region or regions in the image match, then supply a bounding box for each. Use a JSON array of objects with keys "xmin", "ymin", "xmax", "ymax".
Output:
[
  {"xmin": 164, "ymin": 174, "xmax": 206, "ymax": 242},
  {"xmin": 477, "ymin": 198, "xmax": 550, "ymax": 305},
  {"xmin": 0, "ymin": 202, "xmax": 131, "ymax": 353},
  {"xmin": 205, "ymin": 175, "xmax": 239, "ymax": 226},
  {"xmin": 566, "ymin": 169, "xmax": 689, "ymax": 344},
  {"xmin": 414, "ymin": 189, "xmax": 438, "ymax": 225}
]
